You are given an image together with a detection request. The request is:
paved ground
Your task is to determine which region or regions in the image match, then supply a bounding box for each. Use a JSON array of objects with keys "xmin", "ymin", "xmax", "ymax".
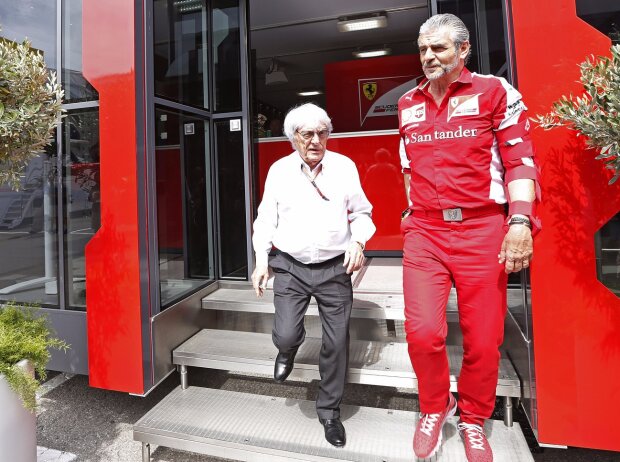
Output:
[{"xmin": 36, "ymin": 369, "xmax": 620, "ymax": 462}]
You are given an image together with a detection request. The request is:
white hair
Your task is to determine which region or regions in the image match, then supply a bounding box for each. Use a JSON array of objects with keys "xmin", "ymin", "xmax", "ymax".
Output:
[
  {"xmin": 419, "ymin": 13, "xmax": 471, "ymax": 64},
  {"xmin": 283, "ymin": 103, "xmax": 333, "ymax": 147}
]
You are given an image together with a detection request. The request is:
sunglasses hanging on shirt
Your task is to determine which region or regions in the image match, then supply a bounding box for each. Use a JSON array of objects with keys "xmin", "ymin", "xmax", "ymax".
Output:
[{"xmin": 301, "ymin": 164, "xmax": 329, "ymax": 201}]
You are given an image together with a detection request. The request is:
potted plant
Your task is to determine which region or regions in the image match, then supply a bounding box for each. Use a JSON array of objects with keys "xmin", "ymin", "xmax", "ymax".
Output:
[
  {"xmin": 0, "ymin": 303, "xmax": 68, "ymax": 461},
  {"xmin": 536, "ymin": 44, "xmax": 620, "ymax": 185}
]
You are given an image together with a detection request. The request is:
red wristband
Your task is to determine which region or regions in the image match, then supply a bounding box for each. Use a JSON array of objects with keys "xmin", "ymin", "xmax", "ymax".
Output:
[{"xmin": 508, "ymin": 200, "xmax": 533, "ymax": 217}]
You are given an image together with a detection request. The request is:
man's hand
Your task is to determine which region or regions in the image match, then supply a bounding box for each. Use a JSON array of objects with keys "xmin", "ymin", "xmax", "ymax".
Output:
[
  {"xmin": 343, "ymin": 241, "xmax": 365, "ymax": 274},
  {"xmin": 251, "ymin": 265, "xmax": 270, "ymax": 297},
  {"xmin": 499, "ymin": 224, "xmax": 533, "ymax": 273}
]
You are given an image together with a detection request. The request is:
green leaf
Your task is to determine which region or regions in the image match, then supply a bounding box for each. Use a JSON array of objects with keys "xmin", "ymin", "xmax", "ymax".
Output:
[{"xmin": 0, "ymin": 303, "xmax": 69, "ymax": 411}]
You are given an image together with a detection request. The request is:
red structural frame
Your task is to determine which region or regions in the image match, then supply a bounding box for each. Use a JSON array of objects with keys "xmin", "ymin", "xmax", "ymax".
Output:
[
  {"xmin": 512, "ymin": 0, "xmax": 620, "ymax": 451},
  {"xmin": 83, "ymin": 0, "xmax": 146, "ymax": 394}
]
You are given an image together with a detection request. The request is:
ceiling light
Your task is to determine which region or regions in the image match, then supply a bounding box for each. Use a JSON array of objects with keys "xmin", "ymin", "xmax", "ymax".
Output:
[
  {"xmin": 337, "ymin": 12, "xmax": 387, "ymax": 33},
  {"xmin": 353, "ymin": 47, "xmax": 392, "ymax": 59},
  {"xmin": 297, "ymin": 90, "xmax": 323, "ymax": 97}
]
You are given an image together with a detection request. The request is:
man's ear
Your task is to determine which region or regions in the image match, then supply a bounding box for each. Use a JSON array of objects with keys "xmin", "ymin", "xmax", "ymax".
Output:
[{"xmin": 459, "ymin": 40, "xmax": 470, "ymax": 60}]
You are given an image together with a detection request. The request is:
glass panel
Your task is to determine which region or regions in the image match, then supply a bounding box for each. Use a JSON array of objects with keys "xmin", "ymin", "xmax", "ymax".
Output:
[
  {"xmin": 62, "ymin": 0, "xmax": 99, "ymax": 103},
  {"xmin": 0, "ymin": 0, "xmax": 57, "ymax": 70},
  {"xmin": 508, "ymin": 271, "xmax": 521, "ymax": 287},
  {"xmin": 437, "ymin": 0, "xmax": 480, "ymax": 72},
  {"xmin": 155, "ymin": 107, "xmax": 214, "ymax": 307},
  {"xmin": 249, "ymin": 3, "xmax": 422, "ymax": 136},
  {"xmin": 0, "ymin": 148, "xmax": 60, "ymax": 307},
  {"xmin": 475, "ymin": 0, "xmax": 509, "ymax": 77},
  {"xmin": 507, "ymin": 269, "xmax": 529, "ymax": 337},
  {"xmin": 63, "ymin": 109, "xmax": 100, "ymax": 309},
  {"xmin": 213, "ymin": 0, "xmax": 242, "ymax": 112},
  {"xmin": 215, "ymin": 119, "xmax": 247, "ymax": 278},
  {"xmin": 435, "ymin": 0, "xmax": 511, "ymax": 77},
  {"xmin": 576, "ymin": 0, "xmax": 620, "ymax": 43},
  {"xmin": 434, "ymin": 0, "xmax": 481, "ymax": 74},
  {"xmin": 153, "ymin": 0, "xmax": 209, "ymax": 109},
  {"xmin": 596, "ymin": 213, "xmax": 620, "ymax": 297}
]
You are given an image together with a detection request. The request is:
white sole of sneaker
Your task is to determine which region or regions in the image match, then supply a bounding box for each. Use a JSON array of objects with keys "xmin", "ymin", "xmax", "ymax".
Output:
[
  {"xmin": 421, "ymin": 398, "xmax": 458, "ymax": 460},
  {"xmin": 423, "ymin": 428, "xmax": 444, "ymax": 460}
]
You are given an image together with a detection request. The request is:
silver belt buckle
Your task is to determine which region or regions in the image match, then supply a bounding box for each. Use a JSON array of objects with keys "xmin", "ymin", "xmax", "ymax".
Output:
[{"xmin": 442, "ymin": 208, "xmax": 463, "ymax": 222}]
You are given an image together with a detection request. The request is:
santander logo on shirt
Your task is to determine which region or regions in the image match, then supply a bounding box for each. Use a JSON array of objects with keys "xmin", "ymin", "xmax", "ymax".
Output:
[{"xmin": 407, "ymin": 126, "xmax": 479, "ymax": 144}]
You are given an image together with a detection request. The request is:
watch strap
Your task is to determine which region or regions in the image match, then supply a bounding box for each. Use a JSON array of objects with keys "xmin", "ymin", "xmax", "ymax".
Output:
[{"xmin": 508, "ymin": 216, "xmax": 531, "ymax": 228}]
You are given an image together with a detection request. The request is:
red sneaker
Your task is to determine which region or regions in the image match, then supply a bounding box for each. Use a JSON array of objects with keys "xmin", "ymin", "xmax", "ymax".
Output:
[
  {"xmin": 413, "ymin": 393, "xmax": 457, "ymax": 458},
  {"xmin": 458, "ymin": 422, "xmax": 493, "ymax": 462}
]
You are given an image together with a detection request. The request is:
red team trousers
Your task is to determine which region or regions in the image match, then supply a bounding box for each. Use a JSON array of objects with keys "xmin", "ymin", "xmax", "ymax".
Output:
[{"xmin": 401, "ymin": 211, "xmax": 508, "ymax": 426}]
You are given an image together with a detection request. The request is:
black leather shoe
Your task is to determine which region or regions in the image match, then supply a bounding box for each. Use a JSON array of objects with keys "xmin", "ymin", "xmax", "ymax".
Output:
[
  {"xmin": 274, "ymin": 350, "xmax": 296, "ymax": 382},
  {"xmin": 319, "ymin": 418, "xmax": 346, "ymax": 447}
]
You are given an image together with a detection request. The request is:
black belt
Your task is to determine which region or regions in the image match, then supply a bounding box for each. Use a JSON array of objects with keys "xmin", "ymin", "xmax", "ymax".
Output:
[{"xmin": 276, "ymin": 250, "xmax": 345, "ymax": 267}]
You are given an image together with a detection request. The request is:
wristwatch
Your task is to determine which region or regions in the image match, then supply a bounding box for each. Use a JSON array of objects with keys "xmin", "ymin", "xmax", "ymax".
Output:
[
  {"xmin": 508, "ymin": 216, "xmax": 531, "ymax": 228},
  {"xmin": 355, "ymin": 241, "xmax": 365, "ymax": 250}
]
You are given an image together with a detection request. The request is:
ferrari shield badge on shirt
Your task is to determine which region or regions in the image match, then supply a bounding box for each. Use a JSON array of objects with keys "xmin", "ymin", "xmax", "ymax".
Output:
[{"xmin": 447, "ymin": 93, "xmax": 480, "ymax": 121}]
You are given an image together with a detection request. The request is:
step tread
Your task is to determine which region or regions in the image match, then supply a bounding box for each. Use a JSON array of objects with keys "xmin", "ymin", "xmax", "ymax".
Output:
[
  {"xmin": 133, "ymin": 386, "xmax": 533, "ymax": 462},
  {"xmin": 203, "ymin": 287, "xmax": 416, "ymax": 321},
  {"xmin": 173, "ymin": 329, "xmax": 520, "ymax": 396},
  {"xmin": 202, "ymin": 287, "xmax": 524, "ymax": 321}
]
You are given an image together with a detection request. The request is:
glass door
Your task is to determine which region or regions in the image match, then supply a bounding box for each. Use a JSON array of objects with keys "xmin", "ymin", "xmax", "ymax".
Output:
[
  {"xmin": 154, "ymin": 107, "xmax": 215, "ymax": 308},
  {"xmin": 151, "ymin": 0, "xmax": 250, "ymax": 306}
]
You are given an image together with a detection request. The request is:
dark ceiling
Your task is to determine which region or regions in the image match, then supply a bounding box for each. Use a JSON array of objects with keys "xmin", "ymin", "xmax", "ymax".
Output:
[{"xmin": 249, "ymin": 1, "xmax": 429, "ymax": 113}]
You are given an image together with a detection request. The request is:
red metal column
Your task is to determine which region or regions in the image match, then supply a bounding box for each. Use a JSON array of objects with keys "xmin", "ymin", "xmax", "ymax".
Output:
[
  {"xmin": 511, "ymin": 0, "xmax": 620, "ymax": 451},
  {"xmin": 83, "ymin": 0, "xmax": 146, "ymax": 393}
]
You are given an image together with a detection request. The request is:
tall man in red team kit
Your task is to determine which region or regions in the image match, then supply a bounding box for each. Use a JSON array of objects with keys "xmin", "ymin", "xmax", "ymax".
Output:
[
  {"xmin": 251, "ymin": 103, "xmax": 376, "ymax": 447},
  {"xmin": 398, "ymin": 14, "xmax": 540, "ymax": 462}
]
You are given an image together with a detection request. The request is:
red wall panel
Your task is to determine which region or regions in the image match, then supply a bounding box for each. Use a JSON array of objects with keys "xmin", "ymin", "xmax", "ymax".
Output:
[
  {"xmin": 156, "ymin": 149, "xmax": 183, "ymax": 250},
  {"xmin": 511, "ymin": 0, "xmax": 620, "ymax": 450},
  {"xmin": 83, "ymin": 0, "xmax": 145, "ymax": 393},
  {"xmin": 257, "ymin": 133, "xmax": 407, "ymax": 251}
]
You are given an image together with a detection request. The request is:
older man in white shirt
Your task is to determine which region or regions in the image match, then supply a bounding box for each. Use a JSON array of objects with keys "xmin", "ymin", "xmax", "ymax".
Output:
[{"xmin": 252, "ymin": 103, "xmax": 375, "ymax": 448}]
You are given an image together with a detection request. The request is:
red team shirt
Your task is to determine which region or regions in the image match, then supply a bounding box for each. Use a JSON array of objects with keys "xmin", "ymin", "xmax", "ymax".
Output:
[{"xmin": 398, "ymin": 68, "xmax": 538, "ymax": 212}]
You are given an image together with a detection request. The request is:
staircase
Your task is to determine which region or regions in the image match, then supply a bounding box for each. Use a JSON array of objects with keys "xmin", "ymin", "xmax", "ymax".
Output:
[
  {"xmin": 0, "ymin": 196, "xmax": 26, "ymax": 229},
  {"xmin": 134, "ymin": 259, "xmax": 533, "ymax": 461}
]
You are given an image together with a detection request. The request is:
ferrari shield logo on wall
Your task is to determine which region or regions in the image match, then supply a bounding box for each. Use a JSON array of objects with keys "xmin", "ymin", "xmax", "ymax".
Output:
[
  {"xmin": 358, "ymin": 75, "xmax": 419, "ymax": 125},
  {"xmin": 363, "ymin": 82, "xmax": 378, "ymax": 100}
]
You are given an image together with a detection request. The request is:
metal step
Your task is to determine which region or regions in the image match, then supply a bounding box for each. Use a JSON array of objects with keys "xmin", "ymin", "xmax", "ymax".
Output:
[
  {"xmin": 203, "ymin": 287, "xmax": 416, "ymax": 320},
  {"xmin": 202, "ymin": 287, "xmax": 524, "ymax": 322},
  {"xmin": 173, "ymin": 329, "xmax": 521, "ymax": 397},
  {"xmin": 134, "ymin": 386, "xmax": 533, "ymax": 462}
]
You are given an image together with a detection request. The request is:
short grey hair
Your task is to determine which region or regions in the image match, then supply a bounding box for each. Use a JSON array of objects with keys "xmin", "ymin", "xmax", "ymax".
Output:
[
  {"xmin": 283, "ymin": 103, "xmax": 333, "ymax": 146},
  {"xmin": 419, "ymin": 13, "xmax": 471, "ymax": 64}
]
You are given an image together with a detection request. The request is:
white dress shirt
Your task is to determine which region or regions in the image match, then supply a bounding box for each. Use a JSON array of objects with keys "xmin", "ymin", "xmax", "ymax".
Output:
[{"xmin": 252, "ymin": 150, "xmax": 376, "ymax": 266}]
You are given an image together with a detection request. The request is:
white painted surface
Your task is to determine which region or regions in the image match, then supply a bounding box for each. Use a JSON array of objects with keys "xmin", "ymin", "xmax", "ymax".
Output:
[{"xmin": 0, "ymin": 360, "xmax": 36, "ymax": 462}]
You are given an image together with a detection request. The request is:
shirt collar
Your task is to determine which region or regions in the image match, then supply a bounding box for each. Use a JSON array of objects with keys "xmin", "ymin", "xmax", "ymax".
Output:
[
  {"xmin": 414, "ymin": 67, "xmax": 472, "ymax": 96},
  {"xmin": 455, "ymin": 67, "xmax": 473, "ymax": 84},
  {"xmin": 295, "ymin": 150, "xmax": 330, "ymax": 173}
]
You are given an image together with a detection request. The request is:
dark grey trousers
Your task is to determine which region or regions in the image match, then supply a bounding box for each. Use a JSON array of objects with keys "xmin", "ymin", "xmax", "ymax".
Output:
[{"xmin": 269, "ymin": 251, "xmax": 353, "ymax": 420}]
